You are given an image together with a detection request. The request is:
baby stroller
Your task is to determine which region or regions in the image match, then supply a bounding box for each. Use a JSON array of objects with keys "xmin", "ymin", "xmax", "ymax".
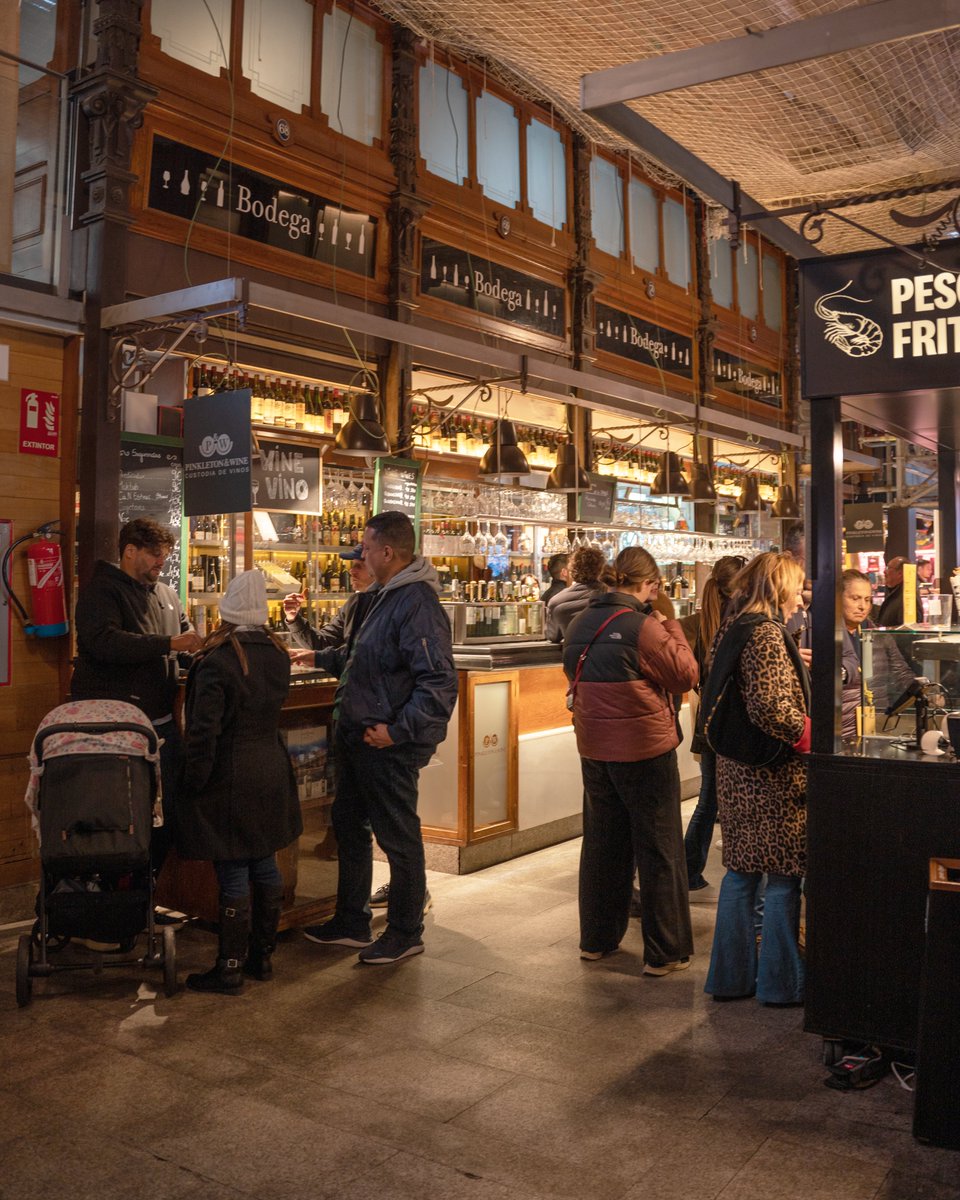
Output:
[{"xmin": 17, "ymin": 699, "xmax": 177, "ymax": 1006}]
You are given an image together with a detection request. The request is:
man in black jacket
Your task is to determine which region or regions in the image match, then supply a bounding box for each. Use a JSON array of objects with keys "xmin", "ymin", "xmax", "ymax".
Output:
[
  {"xmin": 283, "ymin": 545, "xmax": 375, "ymax": 657},
  {"xmin": 303, "ymin": 511, "xmax": 457, "ymax": 965},
  {"xmin": 71, "ymin": 518, "xmax": 201, "ymax": 865}
]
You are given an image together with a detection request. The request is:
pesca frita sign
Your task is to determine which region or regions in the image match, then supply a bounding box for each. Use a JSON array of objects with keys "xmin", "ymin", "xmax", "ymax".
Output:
[{"xmin": 801, "ymin": 243, "xmax": 960, "ymax": 398}]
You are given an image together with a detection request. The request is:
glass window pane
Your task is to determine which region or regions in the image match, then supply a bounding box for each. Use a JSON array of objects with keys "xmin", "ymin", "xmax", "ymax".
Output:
[
  {"xmin": 711, "ymin": 238, "xmax": 734, "ymax": 309},
  {"xmin": 590, "ymin": 157, "xmax": 623, "ymax": 257},
  {"xmin": 244, "ymin": 0, "xmax": 313, "ymax": 112},
  {"xmin": 419, "ymin": 61, "xmax": 468, "ymax": 184},
  {"xmin": 476, "ymin": 91, "xmax": 520, "ymax": 208},
  {"xmin": 662, "ymin": 197, "xmax": 690, "ymax": 288},
  {"xmin": 628, "ymin": 178, "xmax": 659, "ymax": 273},
  {"xmin": 737, "ymin": 241, "xmax": 760, "ymax": 319},
  {"xmin": 150, "ymin": 0, "xmax": 231, "ymax": 78},
  {"xmin": 762, "ymin": 254, "xmax": 783, "ymax": 330},
  {"xmin": 321, "ymin": 7, "xmax": 383, "ymax": 145},
  {"xmin": 18, "ymin": 0, "xmax": 57, "ymax": 85},
  {"xmin": 526, "ymin": 118, "xmax": 566, "ymax": 230}
]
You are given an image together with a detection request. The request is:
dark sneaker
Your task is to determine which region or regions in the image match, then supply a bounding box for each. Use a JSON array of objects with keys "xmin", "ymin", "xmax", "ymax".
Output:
[
  {"xmin": 368, "ymin": 883, "xmax": 433, "ymax": 915},
  {"xmin": 357, "ymin": 929, "xmax": 424, "ymax": 965},
  {"xmin": 303, "ymin": 920, "xmax": 372, "ymax": 948}
]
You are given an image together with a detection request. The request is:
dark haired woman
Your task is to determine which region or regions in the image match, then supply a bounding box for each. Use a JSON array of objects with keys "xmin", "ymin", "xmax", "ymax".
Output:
[
  {"xmin": 563, "ymin": 546, "xmax": 699, "ymax": 973},
  {"xmin": 178, "ymin": 570, "xmax": 302, "ymax": 994}
]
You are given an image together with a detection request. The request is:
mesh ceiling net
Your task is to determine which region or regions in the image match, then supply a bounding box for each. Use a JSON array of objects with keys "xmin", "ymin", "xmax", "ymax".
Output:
[{"xmin": 372, "ymin": 0, "xmax": 960, "ymax": 254}]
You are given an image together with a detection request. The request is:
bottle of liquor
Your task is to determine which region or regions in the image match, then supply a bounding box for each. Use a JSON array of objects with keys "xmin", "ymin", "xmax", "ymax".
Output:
[
  {"xmin": 295, "ymin": 382, "xmax": 306, "ymax": 431},
  {"xmin": 322, "ymin": 559, "xmax": 334, "ymax": 592},
  {"xmin": 251, "ymin": 375, "xmax": 264, "ymax": 424},
  {"xmin": 339, "ymin": 516, "xmax": 352, "ymax": 548},
  {"xmin": 263, "ymin": 377, "xmax": 277, "ymax": 425},
  {"xmin": 329, "ymin": 559, "xmax": 341, "ymax": 593}
]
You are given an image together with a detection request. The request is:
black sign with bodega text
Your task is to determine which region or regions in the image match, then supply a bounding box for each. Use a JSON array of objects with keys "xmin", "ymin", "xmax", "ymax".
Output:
[
  {"xmin": 801, "ymin": 243, "xmax": 960, "ymax": 398},
  {"xmin": 183, "ymin": 390, "xmax": 252, "ymax": 517},
  {"xmin": 596, "ymin": 303, "xmax": 693, "ymax": 379},
  {"xmin": 420, "ymin": 240, "xmax": 565, "ymax": 338},
  {"xmin": 252, "ymin": 439, "xmax": 321, "ymax": 514},
  {"xmin": 148, "ymin": 136, "xmax": 376, "ymax": 277},
  {"xmin": 120, "ymin": 438, "xmax": 183, "ymax": 594},
  {"xmin": 713, "ymin": 350, "xmax": 782, "ymax": 409}
]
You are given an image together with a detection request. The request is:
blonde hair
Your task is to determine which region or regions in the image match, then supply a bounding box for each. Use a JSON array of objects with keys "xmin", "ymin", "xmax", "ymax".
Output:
[
  {"xmin": 732, "ymin": 552, "xmax": 804, "ymax": 619},
  {"xmin": 197, "ymin": 621, "xmax": 289, "ymax": 676},
  {"xmin": 613, "ymin": 545, "xmax": 659, "ymax": 589}
]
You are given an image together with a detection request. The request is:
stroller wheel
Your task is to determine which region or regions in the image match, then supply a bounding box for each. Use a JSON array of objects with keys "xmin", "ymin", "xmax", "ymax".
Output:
[
  {"xmin": 16, "ymin": 934, "xmax": 33, "ymax": 1008},
  {"xmin": 31, "ymin": 921, "xmax": 69, "ymax": 954},
  {"xmin": 162, "ymin": 926, "xmax": 177, "ymax": 997}
]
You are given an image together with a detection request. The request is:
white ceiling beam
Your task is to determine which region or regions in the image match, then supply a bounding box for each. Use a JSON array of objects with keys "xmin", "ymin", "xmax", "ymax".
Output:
[{"xmin": 580, "ymin": 0, "xmax": 960, "ymax": 108}]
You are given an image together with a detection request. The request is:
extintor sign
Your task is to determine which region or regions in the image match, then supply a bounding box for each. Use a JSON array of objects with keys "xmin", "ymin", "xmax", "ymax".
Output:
[{"xmin": 19, "ymin": 389, "xmax": 60, "ymax": 457}]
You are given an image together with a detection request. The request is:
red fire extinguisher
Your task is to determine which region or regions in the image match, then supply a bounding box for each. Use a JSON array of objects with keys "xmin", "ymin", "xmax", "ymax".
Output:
[{"xmin": 1, "ymin": 523, "xmax": 69, "ymax": 638}]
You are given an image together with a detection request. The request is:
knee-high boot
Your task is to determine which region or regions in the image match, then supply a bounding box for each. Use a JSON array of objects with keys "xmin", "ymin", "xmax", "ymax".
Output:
[
  {"xmin": 244, "ymin": 884, "xmax": 284, "ymax": 981},
  {"xmin": 186, "ymin": 895, "xmax": 250, "ymax": 994}
]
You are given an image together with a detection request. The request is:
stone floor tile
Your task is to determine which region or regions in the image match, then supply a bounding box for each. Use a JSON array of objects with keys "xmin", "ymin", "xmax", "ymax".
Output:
[
  {"xmin": 442, "ymin": 967, "xmax": 633, "ymax": 1031},
  {"xmin": 310, "ymin": 1149, "xmax": 554, "ymax": 1200},
  {"xmin": 706, "ymin": 1136, "xmax": 889, "ymax": 1200}
]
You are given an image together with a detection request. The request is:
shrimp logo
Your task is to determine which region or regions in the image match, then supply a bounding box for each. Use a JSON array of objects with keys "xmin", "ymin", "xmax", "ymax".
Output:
[
  {"xmin": 814, "ymin": 282, "xmax": 884, "ymax": 358},
  {"xmin": 199, "ymin": 433, "xmax": 234, "ymax": 458}
]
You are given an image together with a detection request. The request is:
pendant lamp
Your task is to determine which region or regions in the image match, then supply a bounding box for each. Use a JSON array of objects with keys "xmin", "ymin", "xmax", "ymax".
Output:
[
  {"xmin": 650, "ymin": 451, "xmax": 690, "ymax": 498},
  {"xmin": 546, "ymin": 441, "xmax": 591, "ymax": 493},
  {"xmin": 479, "ymin": 419, "xmax": 530, "ymax": 482},
  {"xmin": 335, "ymin": 392, "xmax": 390, "ymax": 457},
  {"xmin": 690, "ymin": 461, "xmax": 717, "ymax": 503},
  {"xmin": 772, "ymin": 483, "xmax": 801, "ymax": 519},
  {"xmin": 736, "ymin": 474, "xmax": 762, "ymax": 514}
]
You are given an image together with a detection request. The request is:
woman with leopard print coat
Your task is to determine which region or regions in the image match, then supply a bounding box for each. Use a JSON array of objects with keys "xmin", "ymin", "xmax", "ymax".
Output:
[{"xmin": 704, "ymin": 552, "xmax": 810, "ymax": 1007}]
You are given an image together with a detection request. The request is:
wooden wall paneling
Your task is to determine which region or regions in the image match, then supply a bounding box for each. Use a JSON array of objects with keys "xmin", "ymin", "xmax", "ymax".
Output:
[{"xmin": 517, "ymin": 664, "xmax": 570, "ymax": 736}]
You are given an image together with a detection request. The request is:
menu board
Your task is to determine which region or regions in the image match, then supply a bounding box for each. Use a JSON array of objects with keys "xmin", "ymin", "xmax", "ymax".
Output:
[
  {"xmin": 577, "ymin": 473, "xmax": 616, "ymax": 525},
  {"xmin": 373, "ymin": 457, "xmax": 422, "ymax": 547},
  {"xmin": 120, "ymin": 437, "xmax": 183, "ymax": 593}
]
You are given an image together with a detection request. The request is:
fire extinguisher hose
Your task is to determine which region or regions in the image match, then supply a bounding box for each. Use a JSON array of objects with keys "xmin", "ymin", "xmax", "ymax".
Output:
[{"xmin": 1, "ymin": 521, "xmax": 61, "ymax": 627}]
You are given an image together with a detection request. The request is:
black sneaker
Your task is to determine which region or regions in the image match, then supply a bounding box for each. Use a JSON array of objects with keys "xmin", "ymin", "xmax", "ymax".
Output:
[
  {"xmin": 357, "ymin": 929, "xmax": 424, "ymax": 965},
  {"xmin": 303, "ymin": 920, "xmax": 372, "ymax": 948},
  {"xmin": 368, "ymin": 883, "xmax": 433, "ymax": 914}
]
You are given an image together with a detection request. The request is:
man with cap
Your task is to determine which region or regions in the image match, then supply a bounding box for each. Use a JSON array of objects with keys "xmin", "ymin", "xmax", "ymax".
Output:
[
  {"xmin": 72, "ymin": 517, "xmax": 202, "ymax": 868},
  {"xmin": 282, "ymin": 545, "xmax": 376, "ymax": 657},
  {"xmin": 302, "ymin": 511, "xmax": 457, "ymax": 964}
]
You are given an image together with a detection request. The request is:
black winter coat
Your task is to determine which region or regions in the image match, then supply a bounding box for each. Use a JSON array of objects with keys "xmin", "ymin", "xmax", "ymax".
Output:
[
  {"xmin": 177, "ymin": 631, "xmax": 302, "ymax": 861},
  {"xmin": 71, "ymin": 560, "xmax": 189, "ymax": 720}
]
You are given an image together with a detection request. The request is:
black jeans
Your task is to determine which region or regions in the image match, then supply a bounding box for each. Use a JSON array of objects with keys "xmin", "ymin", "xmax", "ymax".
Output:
[
  {"xmin": 331, "ymin": 733, "xmax": 427, "ymax": 940},
  {"xmin": 579, "ymin": 750, "xmax": 693, "ymax": 966}
]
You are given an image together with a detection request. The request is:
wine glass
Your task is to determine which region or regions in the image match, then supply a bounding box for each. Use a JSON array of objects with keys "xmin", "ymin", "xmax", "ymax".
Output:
[
  {"xmin": 475, "ymin": 521, "xmax": 490, "ymax": 554},
  {"xmin": 492, "ymin": 522, "xmax": 508, "ymax": 554}
]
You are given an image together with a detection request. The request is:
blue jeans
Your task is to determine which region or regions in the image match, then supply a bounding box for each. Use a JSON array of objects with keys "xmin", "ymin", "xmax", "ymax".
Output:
[
  {"xmin": 683, "ymin": 747, "xmax": 716, "ymax": 888},
  {"xmin": 151, "ymin": 719, "xmax": 182, "ymax": 873},
  {"xmin": 704, "ymin": 870, "xmax": 804, "ymax": 1004},
  {"xmin": 214, "ymin": 856, "xmax": 282, "ymax": 898}
]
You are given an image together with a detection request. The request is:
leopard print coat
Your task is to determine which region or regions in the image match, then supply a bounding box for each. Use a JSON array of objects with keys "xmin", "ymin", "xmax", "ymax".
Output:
[{"xmin": 715, "ymin": 618, "xmax": 808, "ymax": 877}]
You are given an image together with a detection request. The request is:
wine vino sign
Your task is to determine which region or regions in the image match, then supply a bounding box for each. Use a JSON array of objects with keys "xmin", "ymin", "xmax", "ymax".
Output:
[{"xmin": 148, "ymin": 136, "xmax": 377, "ymax": 277}]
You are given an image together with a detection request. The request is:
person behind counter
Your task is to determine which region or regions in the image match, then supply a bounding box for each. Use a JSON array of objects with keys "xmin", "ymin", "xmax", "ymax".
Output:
[
  {"xmin": 540, "ymin": 553, "xmax": 570, "ymax": 605},
  {"xmin": 302, "ymin": 511, "xmax": 457, "ymax": 965},
  {"xmin": 282, "ymin": 546, "xmax": 375, "ymax": 655},
  {"xmin": 841, "ymin": 568, "xmax": 916, "ymax": 738},
  {"xmin": 71, "ymin": 517, "xmax": 202, "ymax": 870},
  {"xmin": 702, "ymin": 552, "xmax": 810, "ymax": 1006},
  {"xmin": 546, "ymin": 546, "xmax": 609, "ymax": 643},
  {"xmin": 178, "ymin": 569, "xmax": 302, "ymax": 995},
  {"xmin": 563, "ymin": 545, "xmax": 699, "ymax": 974},
  {"xmin": 285, "ymin": 546, "xmax": 376, "ymax": 667}
]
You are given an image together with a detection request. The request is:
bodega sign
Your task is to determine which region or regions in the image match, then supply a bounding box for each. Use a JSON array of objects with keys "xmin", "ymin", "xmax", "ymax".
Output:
[{"xmin": 801, "ymin": 243, "xmax": 960, "ymax": 397}]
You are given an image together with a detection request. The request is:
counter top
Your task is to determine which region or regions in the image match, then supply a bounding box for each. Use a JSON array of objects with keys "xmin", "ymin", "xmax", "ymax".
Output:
[{"xmin": 453, "ymin": 641, "xmax": 562, "ymax": 671}]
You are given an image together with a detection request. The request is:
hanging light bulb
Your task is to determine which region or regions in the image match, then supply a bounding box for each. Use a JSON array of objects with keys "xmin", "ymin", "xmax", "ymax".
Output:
[
  {"xmin": 546, "ymin": 441, "xmax": 591, "ymax": 492},
  {"xmin": 478, "ymin": 419, "xmax": 530, "ymax": 483},
  {"xmin": 690, "ymin": 461, "xmax": 717, "ymax": 503},
  {"xmin": 335, "ymin": 391, "xmax": 390, "ymax": 457},
  {"xmin": 650, "ymin": 451, "xmax": 690, "ymax": 498}
]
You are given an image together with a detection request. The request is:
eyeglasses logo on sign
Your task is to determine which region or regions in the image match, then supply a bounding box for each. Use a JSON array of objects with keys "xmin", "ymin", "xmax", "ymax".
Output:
[
  {"xmin": 853, "ymin": 518, "xmax": 876, "ymax": 531},
  {"xmin": 814, "ymin": 282, "xmax": 884, "ymax": 358},
  {"xmin": 199, "ymin": 433, "xmax": 234, "ymax": 458}
]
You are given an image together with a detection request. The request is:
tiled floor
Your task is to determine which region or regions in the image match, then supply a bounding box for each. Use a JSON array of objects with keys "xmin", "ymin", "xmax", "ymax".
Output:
[{"xmin": 2, "ymin": 827, "xmax": 959, "ymax": 1200}]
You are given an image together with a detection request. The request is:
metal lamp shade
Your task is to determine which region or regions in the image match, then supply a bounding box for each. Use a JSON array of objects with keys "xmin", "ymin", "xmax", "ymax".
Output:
[
  {"xmin": 335, "ymin": 392, "xmax": 390, "ymax": 456},
  {"xmin": 546, "ymin": 442, "xmax": 591, "ymax": 492},
  {"xmin": 772, "ymin": 483, "xmax": 801, "ymax": 519},
  {"xmin": 650, "ymin": 451, "xmax": 690, "ymax": 498},
  {"xmin": 690, "ymin": 461, "xmax": 717, "ymax": 503},
  {"xmin": 479, "ymin": 419, "xmax": 531, "ymax": 481},
  {"xmin": 736, "ymin": 474, "xmax": 762, "ymax": 513}
]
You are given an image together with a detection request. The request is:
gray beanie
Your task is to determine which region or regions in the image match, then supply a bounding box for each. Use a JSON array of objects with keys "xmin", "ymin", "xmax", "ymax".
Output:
[{"xmin": 219, "ymin": 569, "xmax": 268, "ymax": 626}]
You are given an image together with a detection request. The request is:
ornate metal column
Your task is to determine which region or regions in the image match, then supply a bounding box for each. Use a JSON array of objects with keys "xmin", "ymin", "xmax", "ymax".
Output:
[
  {"xmin": 71, "ymin": 0, "xmax": 155, "ymax": 583},
  {"xmin": 693, "ymin": 197, "xmax": 717, "ymax": 533},
  {"xmin": 385, "ymin": 24, "xmax": 430, "ymax": 453},
  {"xmin": 568, "ymin": 133, "xmax": 601, "ymax": 508}
]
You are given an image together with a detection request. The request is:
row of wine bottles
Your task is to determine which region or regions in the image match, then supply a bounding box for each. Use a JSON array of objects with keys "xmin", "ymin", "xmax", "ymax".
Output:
[{"xmin": 193, "ymin": 364, "xmax": 362, "ymax": 435}]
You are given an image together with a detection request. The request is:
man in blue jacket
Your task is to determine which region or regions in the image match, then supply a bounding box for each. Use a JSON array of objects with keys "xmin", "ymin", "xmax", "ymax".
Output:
[{"xmin": 303, "ymin": 511, "xmax": 457, "ymax": 964}]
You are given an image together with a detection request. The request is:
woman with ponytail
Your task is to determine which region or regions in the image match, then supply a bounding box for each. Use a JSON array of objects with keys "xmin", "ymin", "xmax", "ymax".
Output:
[
  {"xmin": 563, "ymin": 546, "xmax": 699, "ymax": 973},
  {"xmin": 177, "ymin": 570, "xmax": 302, "ymax": 995}
]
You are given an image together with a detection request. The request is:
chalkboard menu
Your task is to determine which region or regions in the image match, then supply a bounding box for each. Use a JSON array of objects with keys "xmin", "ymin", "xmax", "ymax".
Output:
[
  {"xmin": 577, "ymin": 473, "xmax": 616, "ymax": 525},
  {"xmin": 373, "ymin": 457, "xmax": 422, "ymax": 543},
  {"xmin": 120, "ymin": 438, "xmax": 183, "ymax": 593}
]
